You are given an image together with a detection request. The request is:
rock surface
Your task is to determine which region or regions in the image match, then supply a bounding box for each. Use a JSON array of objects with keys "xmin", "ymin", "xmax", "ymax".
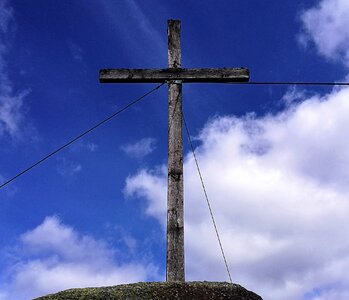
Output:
[{"xmin": 34, "ymin": 281, "xmax": 263, "ymax": 300}]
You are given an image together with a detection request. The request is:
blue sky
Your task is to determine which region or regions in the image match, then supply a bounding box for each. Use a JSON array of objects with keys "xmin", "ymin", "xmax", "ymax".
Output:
[{"xmin": 1, "ymin": 0, "xmax": 349, "ymax": 299}]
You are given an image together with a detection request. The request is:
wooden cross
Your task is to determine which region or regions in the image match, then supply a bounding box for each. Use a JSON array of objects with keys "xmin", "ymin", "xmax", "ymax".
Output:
[{"xmin": 99, "ymin": 20, "xmax": 249, "ymax": 282}]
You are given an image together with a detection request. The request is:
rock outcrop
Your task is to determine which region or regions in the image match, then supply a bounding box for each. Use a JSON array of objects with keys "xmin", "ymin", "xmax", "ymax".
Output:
[{"xmin": 35, "ymin": 281, "xmax": 263, "ymax": 300}]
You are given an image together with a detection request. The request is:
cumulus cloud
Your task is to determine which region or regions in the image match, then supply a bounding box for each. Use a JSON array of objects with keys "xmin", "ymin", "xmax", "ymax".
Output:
[
  {"xmin": 124, "ymin": 5, "xmax": 349, "ymax": 297},
  {"xmin": 121, "ymin": 137, "xmax": 157, "ymax": 158},
  {"xmin": 0, "ymin": 216, "xmax": 158, "ymax": 300},
  {"xmin": 125, "ymin": 84, "xmax": 349, "ymax": 300},
  {"xmin": 125, "ymin": 167, "xmax": 167, "ymax": 221},
  {"xmin": 0, "ymin": 0, "xmax": 30, "ymax": 139},
  {"xmin": 124, "ymin": 2, "xmax": 349, "ymax": 299},
  {"xmin": 300, "ymin": 0, "xmax": 349, "ymax": 67}
]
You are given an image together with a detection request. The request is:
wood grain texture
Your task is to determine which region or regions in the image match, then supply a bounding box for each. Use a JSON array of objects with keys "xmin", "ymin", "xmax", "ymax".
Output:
[
  {"xmin": 168, "ymin": 20, "xmax": 181, "ymax": 69},
  {"xmin": 98, "ymin": 19, "xmax": 252, "ymax": 285},
  {"xmin": 167, "ymin": 19, "xmax": 185, "ymax": 283},
  {"xmin": 99, "ymin": 68, "xmax": 249, "ymax": 83}
]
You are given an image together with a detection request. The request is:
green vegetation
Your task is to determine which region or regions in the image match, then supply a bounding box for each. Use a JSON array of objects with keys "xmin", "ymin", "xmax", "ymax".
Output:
[{"xmin": 35, "ymin": 281, "xmax": 263, "ymax": 300}]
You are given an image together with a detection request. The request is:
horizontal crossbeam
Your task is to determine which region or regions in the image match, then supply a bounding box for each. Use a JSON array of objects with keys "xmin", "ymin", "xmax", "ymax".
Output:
[{"xmin": 99, "ymin": 68, "xmax": 249, "ymax": 83}]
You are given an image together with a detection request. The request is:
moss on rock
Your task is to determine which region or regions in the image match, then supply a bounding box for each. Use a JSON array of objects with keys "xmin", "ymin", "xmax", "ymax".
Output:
[{"xmin": 34, "ymin": 281, "xmax": 263, "ymax": 300}]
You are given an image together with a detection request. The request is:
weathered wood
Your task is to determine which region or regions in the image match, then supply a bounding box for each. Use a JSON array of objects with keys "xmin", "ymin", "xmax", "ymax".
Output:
[
  {"xmin": 168, "ymin": 20, "xmax": 181, "ymax": 69},
  {"xmin": 167, "ymin": 19, "xmax": 185, "ymax": 282},
  {"xmin": 99, "ymin": 19, "xmax": 251, "ymax": 285},
  {"xmin": 99, "ymin": 68, "xmax": 249, "ymax": 83}
]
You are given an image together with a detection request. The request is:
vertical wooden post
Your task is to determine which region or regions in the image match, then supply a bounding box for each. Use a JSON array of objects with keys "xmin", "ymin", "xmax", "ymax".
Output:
[
  {"xmin": 99, "ymin": 19, "xmax": 249, "ymax": 284},
  {"xmin": 166, "ymin": 19, "xmax": 184, "ymax": 282}
]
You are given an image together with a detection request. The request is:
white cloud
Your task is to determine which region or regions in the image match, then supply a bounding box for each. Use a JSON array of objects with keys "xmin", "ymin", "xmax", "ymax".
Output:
[
  {"xmin": 124, "ymin": 2, "xmax": 349, "ymax": 299},
  {"xmin": 0, "ymin": 0, "xmax": 30, "ymax": 139},
  {"xmin": 125, "ymin": 167, "xmax": 167, "ymax": 221},
  {"xmin": 0, "ymin": 0, "xmax": 12, "ymax": 38},
  {"xmin": 69, "ymin": 141, "xmax": 98, "ymax": 153},
  {"xmin": 121, "ymin": 137, "xmax": 157, "ymax": 158},
  {"xmin": 300, "ymin": 0, "xmax": 349, "ymax": 67},
  {"xmin": 125, "ymin": 85, "xmax": 349, "ymax": 300},
  {"xmin": 0, "ymin": 216, "xmax": 158, "ymax": 300},
  {"xmin": 56, "ymin": 157, "xmax": 83, "ymax": 177},
  {"xmin": 281, "ymin": 86, "xmax": 309, "ymax": 106}
]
